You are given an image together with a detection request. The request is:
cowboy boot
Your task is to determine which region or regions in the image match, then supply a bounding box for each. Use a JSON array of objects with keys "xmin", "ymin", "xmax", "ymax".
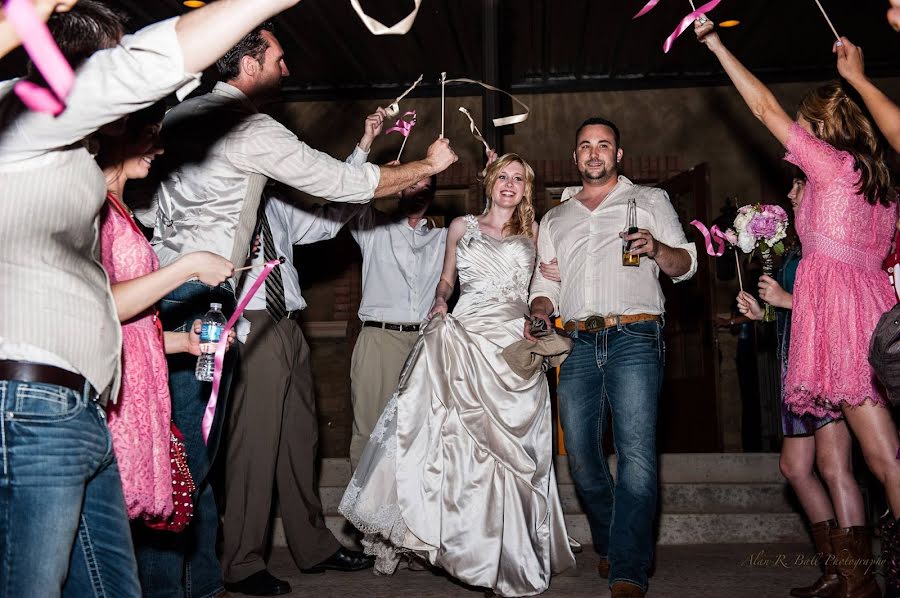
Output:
[
  {"xmin": 790, "ymin": 519, "xmax": 841, "ymax": 597},
  {"xmin": 881, "ymin": 513, "xmax": 900, "ymax": 598},
  {"xmin": 828, "ymin": 526, "xmax": 880, "ymax": 598}
]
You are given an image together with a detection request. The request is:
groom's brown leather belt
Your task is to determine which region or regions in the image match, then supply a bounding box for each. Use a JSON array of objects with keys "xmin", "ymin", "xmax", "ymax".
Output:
[
  {"xmin": 363, "ymin": 320, "xmax": 421, "ymax": 333},
  {"xmin": 564, "ymin": 314, "xmax": 662, "ymax": 333}
]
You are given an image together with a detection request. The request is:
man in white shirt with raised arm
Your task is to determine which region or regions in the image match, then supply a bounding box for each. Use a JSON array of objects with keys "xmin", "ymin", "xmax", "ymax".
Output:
[
  {"xmin": 222, "ymin": 113, "xmax": 388, "ymax": 596},
  {"xmin": 528, "ymin": 117, "xmax": 697, "ymax": 598}
]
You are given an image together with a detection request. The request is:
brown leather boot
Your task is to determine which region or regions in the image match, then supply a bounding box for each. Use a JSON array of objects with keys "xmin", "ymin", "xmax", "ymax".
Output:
[
  {"xmin": 881, "ymin": 513, "xmax": 900, "ymax": 598},
  {"xmin": 790, "ymin": 519, "xmax": 840, "ymax": 597},
  {"xmin": 597, "ymin": 557, "xmax": 609, "ymax": 578},
  {"xmin": 828, "ymin": 526, "xmax": 880, "ymax": 598},
  {"xmin": 610, "ymin": 581, "xmax": 645, "ymax": 597}
]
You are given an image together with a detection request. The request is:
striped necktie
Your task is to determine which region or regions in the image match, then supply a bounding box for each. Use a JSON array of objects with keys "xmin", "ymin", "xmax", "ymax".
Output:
[{"xmin": 258, "ymin": 202, "xmax": 287, "ymax": 321}]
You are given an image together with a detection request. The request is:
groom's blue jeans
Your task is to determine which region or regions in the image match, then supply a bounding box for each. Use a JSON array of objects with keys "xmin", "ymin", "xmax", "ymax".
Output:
[{"xmin": 557, "ymin": 319, "xmax": 664, "ymax": 593}]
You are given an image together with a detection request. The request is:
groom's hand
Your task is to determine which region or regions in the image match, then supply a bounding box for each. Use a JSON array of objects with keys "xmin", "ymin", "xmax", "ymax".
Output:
[{"xmin": 525, "ymin": 309, "xmax": 553, "ymax": 342}]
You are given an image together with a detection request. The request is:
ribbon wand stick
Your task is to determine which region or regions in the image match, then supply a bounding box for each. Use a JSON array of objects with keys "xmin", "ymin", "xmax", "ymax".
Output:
[
  {"xmin": 812, "ymin": 0, "xmax": 841, "ymax": 42},
  {"xmin": 397, "ymin": 134, "xmax": 410, "ymax": 161},
  {"xmin": 440, "ymin": 72, "xmax": 447, "ymax": 138},
  {"xmin": 734, "ymin": 252, "xmax": 744, "ymax": 293}
]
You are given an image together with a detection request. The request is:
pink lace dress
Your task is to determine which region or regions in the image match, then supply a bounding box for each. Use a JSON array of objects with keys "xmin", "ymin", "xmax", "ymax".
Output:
[
  {"xmin": 783, "ymin": 124, "xmax": 897, "ymax": 419},
  {"xmin": 100, "ymin": 195, "xmax": 174, "ymax": 520}
]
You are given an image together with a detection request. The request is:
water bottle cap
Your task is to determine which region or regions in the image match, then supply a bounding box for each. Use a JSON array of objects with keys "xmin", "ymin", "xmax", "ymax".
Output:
[{"xmin": 210, "ymin": 302, "xmax": 222, "ymax": 310}]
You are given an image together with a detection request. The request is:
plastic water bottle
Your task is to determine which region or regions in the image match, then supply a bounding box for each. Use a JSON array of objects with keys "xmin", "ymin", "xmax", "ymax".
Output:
[{"xmin": 195, "ymin": 303, "xmax": 226, "ymax": 382}]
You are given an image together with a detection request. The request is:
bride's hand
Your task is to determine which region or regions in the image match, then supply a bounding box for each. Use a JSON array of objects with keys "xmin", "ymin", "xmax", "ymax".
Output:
[
  {"xmin": 539, "ymin": 258, "xmax": 561, "ymax": 282},
  {"xmin": 428, "ymin": 298, "xmax": 449, "ymax": 320}
]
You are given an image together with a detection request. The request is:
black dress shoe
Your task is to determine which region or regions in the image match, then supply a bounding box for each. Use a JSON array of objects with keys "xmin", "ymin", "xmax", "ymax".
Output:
[
  {"xmin": 299, "ymin": 547, "xmax": 375, "ymax": 574},
  {"xmin": 224, "ymin": 570, "xmax": 291, "ymax": 596}
]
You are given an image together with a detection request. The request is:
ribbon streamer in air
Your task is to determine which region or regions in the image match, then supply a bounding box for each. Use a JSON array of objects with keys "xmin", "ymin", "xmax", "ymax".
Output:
[
  {"xmin": 633, "ymin": 0, "xmax": 663, "ymax": 18},
  {"xmin": 690, "ymin": 219, "xmax": 729, "ymax": 256},
  {"xmin": 662, "ymin": 0, "xmax": 723, "ymax": 53},
  {"xmin": 384, "ymin": 73, "xmax": 422, "ymax": 119},
  {"xmin": 385, "ymin": 111, "xmax": 417, "ymax": 161},
  {"xmin": 443, "ymin": 77, "xmax": 531, "ymax": 127},
  {"xmin": 2, "ymin": 0, "xmax": 74, "ymax": 115},
  {"xmin": 350, "ymin": 0, "xmax": 422, "ymax": 36},
  {"xmin": 458, "ymin": 107, "xmax": 491, "ymax": 153},
  {"xmin": 201, "ymin": 258, "xmax": 282, "ymax": 444}
]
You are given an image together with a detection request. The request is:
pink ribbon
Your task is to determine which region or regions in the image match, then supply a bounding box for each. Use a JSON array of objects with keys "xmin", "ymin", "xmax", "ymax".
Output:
[
  {"xmin": 201, "ymin": 258, "xmax": 281, "ymax": 444},
  {"xmin": 384, "ymin": 111, "xmax": 417, "ymax": 137},
  {"xmin": 3, "ymin": 0, "xmax": 74, "ymax": 115},
  {"xmin": 663, "ymin": 0, "xmax": 723, "ymax": 53},
  {"xmin": 632, "ymin": 0, "xmax": 662, "ymax": 19},
  {"xmin": 690, "ymin": 219, "xmax": 729, "ymax": 256}
]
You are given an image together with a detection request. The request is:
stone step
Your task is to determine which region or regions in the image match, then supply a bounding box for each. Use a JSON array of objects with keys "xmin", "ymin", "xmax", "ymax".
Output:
[
  {"xmin": 318, "ymin": 453, "xmax": 786, "ymax": 488},
  {"xmin": 272, "ymin": 511, "xmax": 809, "ymax": 549},
  {"xmin": 318, "ymin": 482, "xmax": 795, "ymax": 516}
]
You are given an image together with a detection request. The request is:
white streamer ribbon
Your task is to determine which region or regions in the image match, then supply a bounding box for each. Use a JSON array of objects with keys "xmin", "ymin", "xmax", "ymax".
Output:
[
  {"xmin": 458, "ymin": 107, "xmax": 491, "ymax": 153},
  {"xmin": 384, "ymin": 73, "xmax": 423, "ymax": 118},
  {"xmin": 444, "ymin": 77, "xmax": 530, "ymax": 127},
  {"xmin": 350, "ymin": 0, "xmax": 422, "ymax": 35}
]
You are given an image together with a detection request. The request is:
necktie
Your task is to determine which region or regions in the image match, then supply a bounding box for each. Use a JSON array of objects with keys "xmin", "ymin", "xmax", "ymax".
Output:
[{"xmin": 258, "ymin": 202, "xmax": 287, "ymax": 321}]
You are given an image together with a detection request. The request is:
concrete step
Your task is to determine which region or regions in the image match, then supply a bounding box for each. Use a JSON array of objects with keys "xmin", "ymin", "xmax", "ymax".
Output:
[
  {"xmin": 318, "ymin": 453, "xmax": 787, "ymax": 488},
  {"xmin": 318, "ymin": 481, "xmax": 794, "ymax": 516},
  {"xmin": 272, "ymin": 511, "xmax": 809, "ymax": 549}
]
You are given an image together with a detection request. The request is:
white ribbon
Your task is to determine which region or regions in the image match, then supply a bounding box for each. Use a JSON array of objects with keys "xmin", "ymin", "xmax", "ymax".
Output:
[
  {"xmin": 350, "ymin": 0, "xmax": 422, "ymax": 35},
  {"xmin": 384, "ymin": 73, "xmax": 423, "ymax": 118},
  {"xmin": 458, "ymin": 107, "xmax": 491, "ymax": 153},
  {"xmin": 445, "ymin": 77, "xmax": 530, "ymax": 127}
]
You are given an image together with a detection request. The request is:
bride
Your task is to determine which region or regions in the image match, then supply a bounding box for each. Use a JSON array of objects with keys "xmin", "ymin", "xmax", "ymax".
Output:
[{"xmin": 339, "ymin": 153, "xmax": 575, "ymax": 597}]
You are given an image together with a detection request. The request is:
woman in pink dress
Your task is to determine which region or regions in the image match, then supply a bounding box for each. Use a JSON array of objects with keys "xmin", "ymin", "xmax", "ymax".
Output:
[
  {"xmin": 95, "ymin": 105, "xmax": 234, "ymax": 523},
  {"xmin": 695, "ymin": 18, "xmax": 899, "ymax": 598}
]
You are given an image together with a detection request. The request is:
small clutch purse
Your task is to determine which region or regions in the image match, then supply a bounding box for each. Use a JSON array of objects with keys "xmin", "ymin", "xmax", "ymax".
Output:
[{"xmin": 529, "ymin": 315, "xmax": 553, "ymax": 338}]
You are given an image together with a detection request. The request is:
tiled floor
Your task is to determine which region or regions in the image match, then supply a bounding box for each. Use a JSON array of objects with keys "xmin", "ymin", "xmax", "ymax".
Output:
[{"xmin": 227, "ymin": 542, "xmax": 882, "ymax": 597}]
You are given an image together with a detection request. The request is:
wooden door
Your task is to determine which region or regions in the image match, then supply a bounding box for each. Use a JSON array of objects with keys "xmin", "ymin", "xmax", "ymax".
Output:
[{"xmin": 656, "ymin": 163, "xmax": 721, "ymax": 452}]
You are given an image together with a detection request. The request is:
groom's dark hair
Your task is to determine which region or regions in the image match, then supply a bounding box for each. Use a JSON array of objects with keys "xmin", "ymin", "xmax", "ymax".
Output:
[{"xmin": 574, "ymin": 117, "xmax": 621, "ymax": 150}]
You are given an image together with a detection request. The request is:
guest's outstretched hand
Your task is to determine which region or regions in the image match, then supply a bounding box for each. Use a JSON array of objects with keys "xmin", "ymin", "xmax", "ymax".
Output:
[
  {"xmin": 425, "ymin": 137, "xmax": 458, "ymax": 174},
  {"xmin": 889, "ymin": 0, "xmax": 900, "ymax": 32},
  {"xmin": 359, "ymin": 107, "xmax": 386, "ymax": 152},
  {"xmin": 694, "ymin": 15, "xmax": 721, "ymax": 51},
  {"xmin": 485, "ymin": 148, "xmax": 498, "ymax": 166},
  {"xmin": 736, "ymin": 291, "xmax": 764, "ymax": 321},
  {"xmin": 834, "ymin": 37, "xmax": 865, "ymax": 85}
]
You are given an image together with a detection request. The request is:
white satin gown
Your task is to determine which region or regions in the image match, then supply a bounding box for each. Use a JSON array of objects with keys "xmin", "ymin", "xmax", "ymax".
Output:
[{"xmin": 339, "ymin": 215, "xmax": 575, "ymax": 597}]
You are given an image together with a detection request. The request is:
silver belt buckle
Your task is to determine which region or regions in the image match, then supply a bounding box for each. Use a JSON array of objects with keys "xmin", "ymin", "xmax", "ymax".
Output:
[{"xmin": 584, "ymin": 316, "xmax": 604, "ymax": 333}]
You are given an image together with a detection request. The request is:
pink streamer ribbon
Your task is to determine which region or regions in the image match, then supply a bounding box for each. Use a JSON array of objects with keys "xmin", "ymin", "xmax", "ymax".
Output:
[
  {"xmin": 690, "ymin": 219, "xmax": 728, "ymax": 256},
  {"xmin": 663, "ymin": 0, "xmax": 723, "ymax": 53},
  {"xmin": 201, "ymin": 258, "xmax": 281, "ymax": 444},
  {"xmin": 384, "ymin": 111, "xmax": 417, "ymax": 137},
  {"xmin": 3, "ymin": 0, "xmax": 74, "ymax": 115},
  {"xmin": 632, "ymin": 0, "xmax": 662, "ymax": 19}
]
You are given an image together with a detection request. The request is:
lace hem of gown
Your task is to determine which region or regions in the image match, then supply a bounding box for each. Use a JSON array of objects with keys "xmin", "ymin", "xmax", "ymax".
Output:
[{"xmin": 338, "ymin": 393, "xmax": 411, "ymax": 575}]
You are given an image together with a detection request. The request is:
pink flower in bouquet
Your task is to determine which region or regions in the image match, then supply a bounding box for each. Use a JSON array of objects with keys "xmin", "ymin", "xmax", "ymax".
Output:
[{"xmin": 723, "ymin": 229, "xmax": 738, "ymax": 245}]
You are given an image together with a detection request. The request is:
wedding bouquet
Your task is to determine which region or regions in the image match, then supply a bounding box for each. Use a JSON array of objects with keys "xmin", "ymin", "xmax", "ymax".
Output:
[{"xmin": 725, "ymin": 204, "xmax": 790, "ymax": 322}]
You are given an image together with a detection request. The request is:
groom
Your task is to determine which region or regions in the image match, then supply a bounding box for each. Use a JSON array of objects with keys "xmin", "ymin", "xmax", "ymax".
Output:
[{"xmin": 527, "ymin": 118, "xmax": 696, "ymax": 598}]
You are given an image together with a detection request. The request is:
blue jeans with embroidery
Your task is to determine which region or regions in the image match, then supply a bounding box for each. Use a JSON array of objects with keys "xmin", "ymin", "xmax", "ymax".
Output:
[
  {"xmin": 133, "ymin": 281, "xmax": 236, "ymax": 598},
  {"xmin": 0, "ymin": 378, "xmax": 140, "ymax": 597},
  {"xmin": 557, "ymin": 319, "xmax": 665, "ymax": 593}
]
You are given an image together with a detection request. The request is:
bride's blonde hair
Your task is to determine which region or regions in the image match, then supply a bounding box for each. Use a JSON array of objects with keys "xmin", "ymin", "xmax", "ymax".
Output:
[{"xmin": 483, "ymin": 153, "xmax": 535, "ymax": 238}]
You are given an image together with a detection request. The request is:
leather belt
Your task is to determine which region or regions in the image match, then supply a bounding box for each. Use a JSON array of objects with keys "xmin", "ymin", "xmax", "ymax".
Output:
[
  {"xmin": 364, "ymin": 320, "xmax": 421, "ymax": 333},
  {"xmin": 564, "ymin": 314, "xmax": 662, "ymax": 333},
  {"xmin": 286, "ymin": 310, "xmax": 302, "ymax": 321},
  {"xmin": 0, "ymin": 360, "xmax": 93, "ymax": 396}
]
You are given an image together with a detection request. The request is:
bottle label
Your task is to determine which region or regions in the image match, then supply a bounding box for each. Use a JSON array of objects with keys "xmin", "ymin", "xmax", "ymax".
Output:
[{"xmin": 200, "ymin": 322, "xmax": 224, "ymax": 343}]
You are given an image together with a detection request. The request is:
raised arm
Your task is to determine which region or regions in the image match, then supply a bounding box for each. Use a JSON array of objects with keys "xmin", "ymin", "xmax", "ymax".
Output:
[
  {"xmin": 374, "ymin": 138, "xmax": 457, "ymax": 198},
  {"xmin": 176, "ymin": 0, "xmax": 302, "ymax": 74},
  {"xmin": 836, "ymin": 37, "xmax": 900, "ymax": 153},
  {"xmin": 694, "ymin": 18, "xmax": 793, "ymax": 145},
  {"xmin": 428, "ymin": 216, "xmax": 467, "ymax": 320},
  {"xmin": 110, "ymin": 252, "xmax": 233, "ymax": 322}
]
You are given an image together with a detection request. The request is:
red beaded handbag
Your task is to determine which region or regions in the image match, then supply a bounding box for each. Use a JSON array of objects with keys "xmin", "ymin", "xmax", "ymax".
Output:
[{"xmin": 144, "ymin": 422, "xmax": 196, "ymax": 533}]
